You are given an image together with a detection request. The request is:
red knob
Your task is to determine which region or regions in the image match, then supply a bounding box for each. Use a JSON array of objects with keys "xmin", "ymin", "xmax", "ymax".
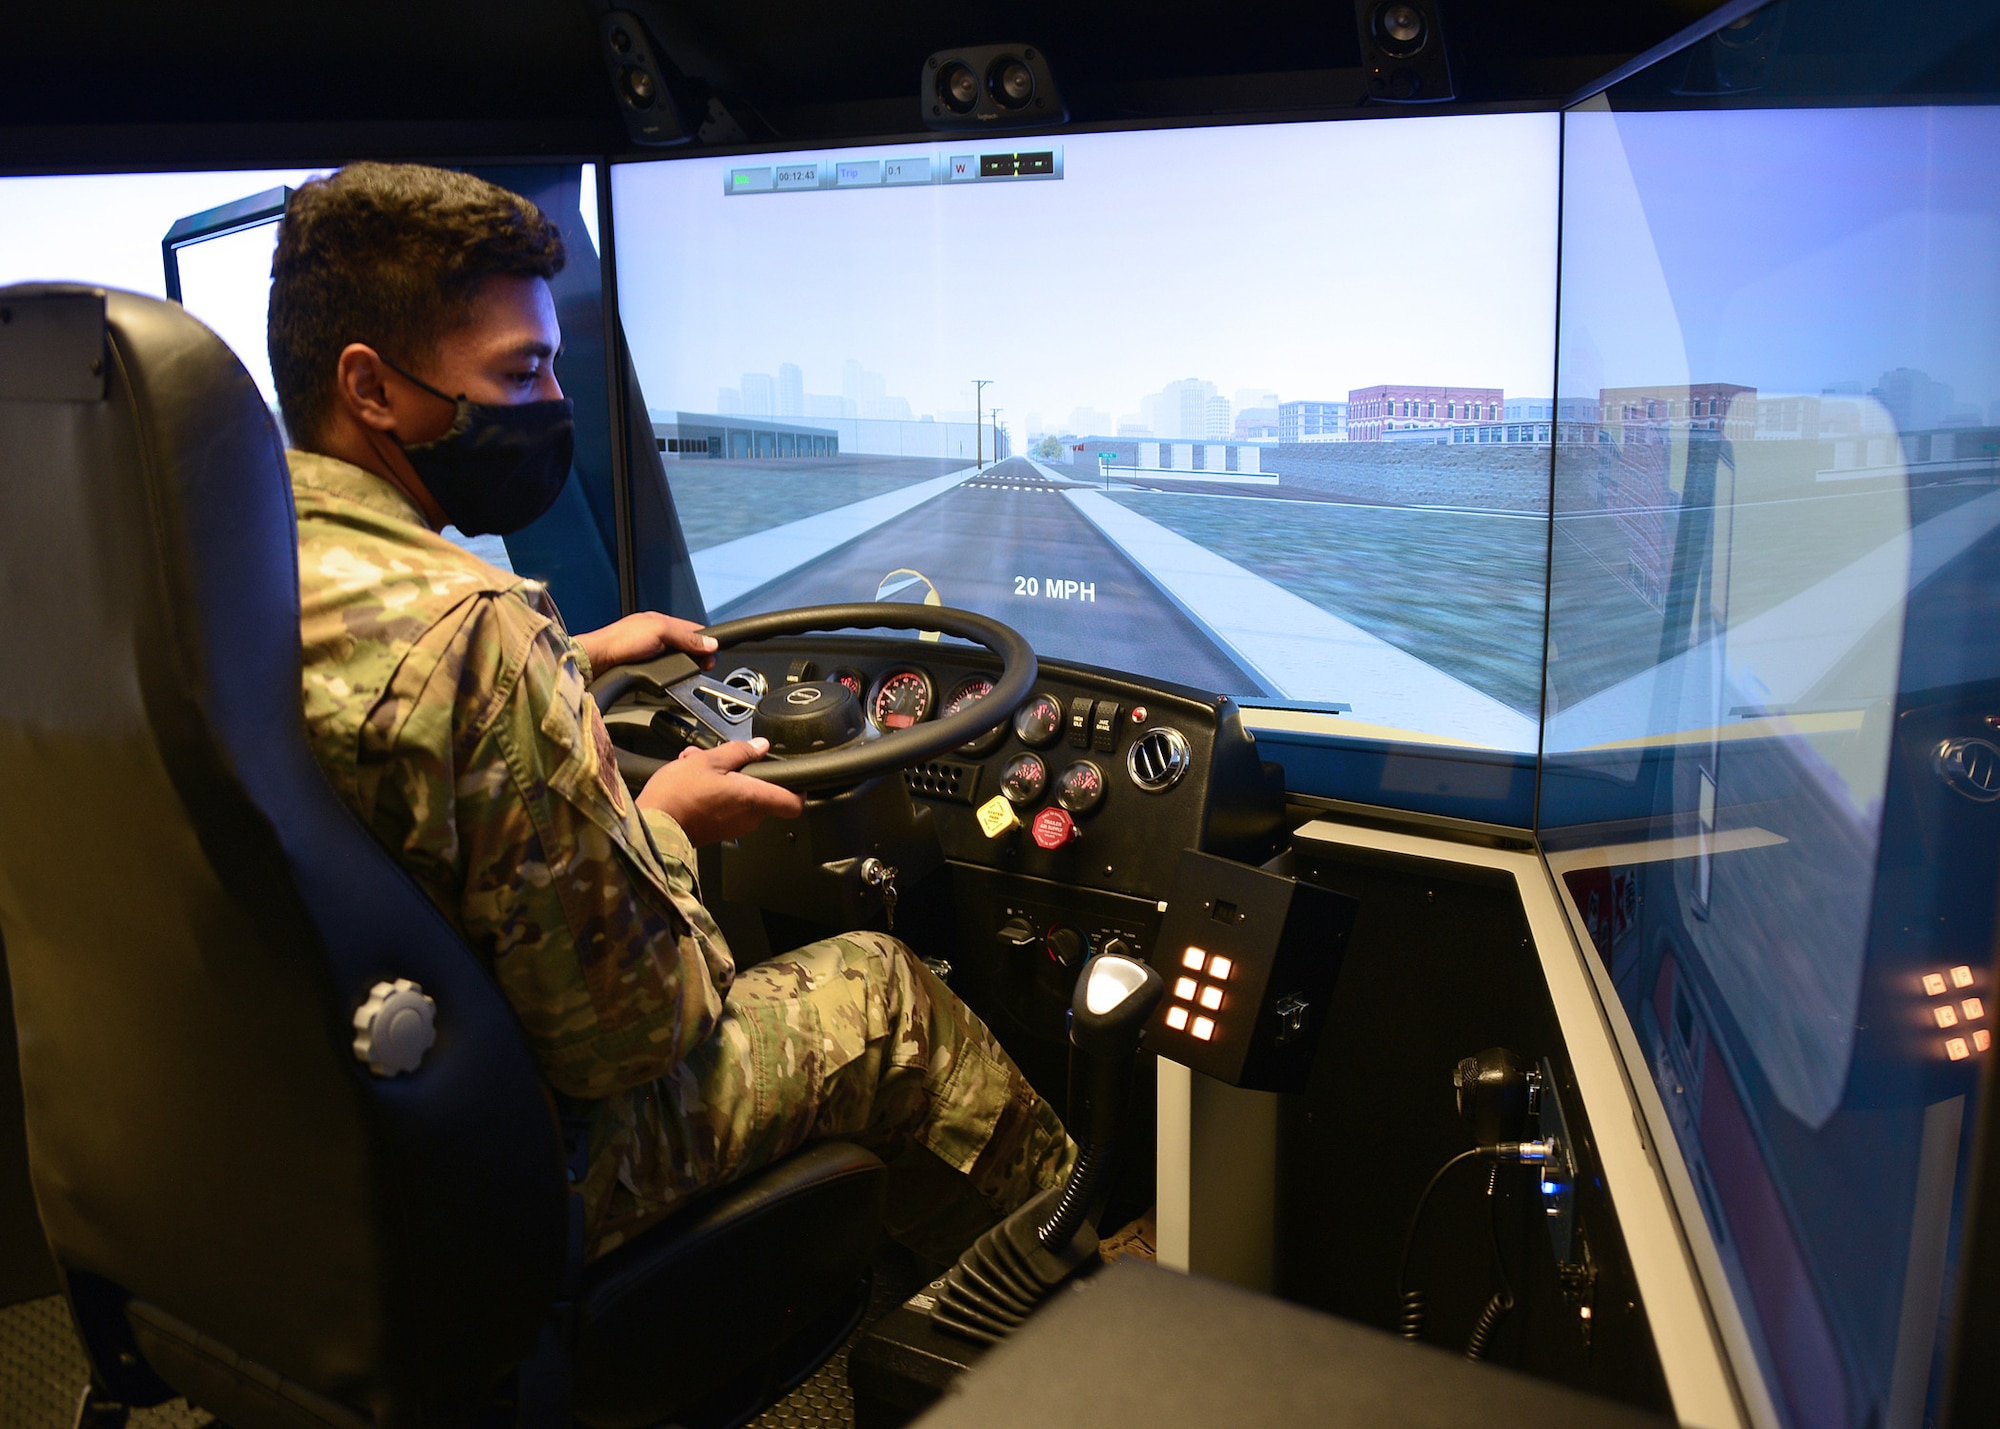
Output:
[{"xmin": 1031, "ymin": 806, "xmax": 1077, "ymax": 850}]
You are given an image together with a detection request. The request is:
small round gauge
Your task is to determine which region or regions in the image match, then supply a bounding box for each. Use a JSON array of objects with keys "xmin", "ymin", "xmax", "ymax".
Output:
[
  {"xmin": 1000, "ymin": 753, "xmax": 1047, "ymax": 804},
  {"xmin": 869, "ymin": 668, "xmax": 934, "ymax": 730},
  {"xmin": 829, "ymin": 668, "xmax": 865, "ymax": 699},
  {"xmin": 1013, "ymin": 693, "xmax": 1063, "ymax": 748},
  {"xmin": 944, "ymin": 675, "xmax": 1007, "ymax": 756},
  {"xmin": 1055, "ymin": 760, "xmax": 1106, "ymax": 816}
]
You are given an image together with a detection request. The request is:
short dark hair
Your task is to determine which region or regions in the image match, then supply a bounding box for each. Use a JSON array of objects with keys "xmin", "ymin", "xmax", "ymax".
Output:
[{"xmin": 268, "ymin": 162, "xmax": 565, "ymax": 449}]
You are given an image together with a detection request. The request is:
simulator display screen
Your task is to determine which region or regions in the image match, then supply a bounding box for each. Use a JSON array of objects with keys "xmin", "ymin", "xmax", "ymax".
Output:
[
  {"xmin": 611, "ymin": 116, "xmax": 1560, "ymax": 751},
  {"xmin": 1548, "ymin": 98, "xmax": 2000, "ymax": 1429}
]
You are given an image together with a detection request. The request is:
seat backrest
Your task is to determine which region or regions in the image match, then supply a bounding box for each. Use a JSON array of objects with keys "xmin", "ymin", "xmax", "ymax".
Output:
[{"xmin": 0, "ymin": 284, "xmax": 568, "ymax": 1425}]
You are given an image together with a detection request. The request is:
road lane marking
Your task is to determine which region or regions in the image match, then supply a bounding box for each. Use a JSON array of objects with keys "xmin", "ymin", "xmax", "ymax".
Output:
[{"xmin": 692, "ymin": 463, "xmax": 984, "ymax": 610}]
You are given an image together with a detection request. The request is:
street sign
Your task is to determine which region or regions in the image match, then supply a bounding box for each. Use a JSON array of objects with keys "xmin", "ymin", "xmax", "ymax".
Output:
[{"xmin": 1097, "ymin": 451, "xmax": 1117, "ymax": 459}]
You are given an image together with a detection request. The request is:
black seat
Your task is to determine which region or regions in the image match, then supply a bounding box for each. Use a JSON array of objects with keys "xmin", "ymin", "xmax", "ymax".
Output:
[{"xmin": 0, "ymin": 283, "xmax": 885, "ymax": 1429}]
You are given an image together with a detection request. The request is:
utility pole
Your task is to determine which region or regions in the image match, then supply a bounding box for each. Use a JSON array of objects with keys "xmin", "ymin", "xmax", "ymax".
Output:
[
  {"xmin": 990, "ymin": 409, "xmax": 1003, "ymax": 464},
  {"xmin": 972, "ymin": 379, "xmax": 993, "ymax": 469}
]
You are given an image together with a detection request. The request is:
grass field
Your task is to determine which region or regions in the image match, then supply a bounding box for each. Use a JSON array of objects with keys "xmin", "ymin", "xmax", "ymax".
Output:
[
  {"xmin": 1546, "ymin": 479, "xmax": 1993, "ymax": 713},
  {"xmin": 1104, "ymin": 490, "xmax": 1551, "ymax": 714},
  {"xmin": 666, "ymin": 456, "xmax": 965, "ymax": 551}
]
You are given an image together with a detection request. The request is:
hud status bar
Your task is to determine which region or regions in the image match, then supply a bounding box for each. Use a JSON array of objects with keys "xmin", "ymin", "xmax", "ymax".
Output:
[{"xmin": 725, "ymin": 149, "xmax": 1062, "ymax": 196}]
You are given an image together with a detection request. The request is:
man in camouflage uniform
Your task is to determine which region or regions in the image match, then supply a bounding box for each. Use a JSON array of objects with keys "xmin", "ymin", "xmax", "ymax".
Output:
[{"xmin": 273, "ymin": 163, "xmax": 1071, "ymax": 1262}]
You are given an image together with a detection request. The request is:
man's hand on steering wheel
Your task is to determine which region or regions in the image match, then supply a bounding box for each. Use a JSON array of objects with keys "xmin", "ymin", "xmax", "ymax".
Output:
[
  {"xmin": 590, "ymin": 603, "xmax": 1036, "ymax": 793},
  {"xmin": 577, "ymin": 612, "xmax": 717, "ymax": 676},
  {"xmin": 636, "ymin": 737, "xmax": 805, "ymax": 846}
]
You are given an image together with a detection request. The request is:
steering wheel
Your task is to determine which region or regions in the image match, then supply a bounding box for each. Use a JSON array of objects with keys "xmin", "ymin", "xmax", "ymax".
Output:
[{"xmin": 588, "ymin": 603, "xmax": 1037, "ymax": 792}]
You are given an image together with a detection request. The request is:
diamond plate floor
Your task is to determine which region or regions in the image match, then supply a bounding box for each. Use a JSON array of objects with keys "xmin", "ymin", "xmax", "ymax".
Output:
[{"xmin": 0, "ymin": 1295, "xmax": 214, "ymax": 1428}]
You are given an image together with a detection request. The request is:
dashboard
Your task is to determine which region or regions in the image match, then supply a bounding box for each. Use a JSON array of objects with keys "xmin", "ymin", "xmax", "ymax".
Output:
[
  {"xmin": 603, "ymin": 634, "xmax": 1288, "ymax": 1054},
  {"xmin": 606, "ymin": 634, "xmax": 1286, "ymax": 903}
]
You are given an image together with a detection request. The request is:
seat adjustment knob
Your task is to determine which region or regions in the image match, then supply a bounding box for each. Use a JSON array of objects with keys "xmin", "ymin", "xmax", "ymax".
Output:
[{"xmin": 352, "ymin": 978, "xmax": 437, "ymax": 1077}]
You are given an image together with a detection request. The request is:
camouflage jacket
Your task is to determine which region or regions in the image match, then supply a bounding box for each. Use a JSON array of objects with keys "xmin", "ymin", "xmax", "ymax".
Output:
[{"xmin": 292, "ymin": 451, "xmax": 736, "ymax": 1189}]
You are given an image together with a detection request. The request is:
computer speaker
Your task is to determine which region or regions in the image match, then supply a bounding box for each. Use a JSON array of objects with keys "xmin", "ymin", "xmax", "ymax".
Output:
[
  {"xmin": 1353, "ymin": 0, "xmax": 1455, "ymax": 104},
  {"xmin": 1673, "ymin": 4, "xmax": 1788, "ymax": 97},
  {"xmin": 599, "ymin": 9, "xmax": 690, "ymax": 146},
  {"xmin": 921, "ymin": 45, "xmax": 1068, "ymax": 131}
]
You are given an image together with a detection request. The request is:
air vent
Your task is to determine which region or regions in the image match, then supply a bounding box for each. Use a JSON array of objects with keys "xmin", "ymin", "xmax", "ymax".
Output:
[
  {"xmin": 905, "ymin": 760, "xmax": 981, "ymax": 804},
  {"xmin": 1126, "ymin": 727, "xmax": 1190, "ymax": 793},
  {"xmin": 1935, "ymin": 736, "xmax": 2000, "ymax": 802}
]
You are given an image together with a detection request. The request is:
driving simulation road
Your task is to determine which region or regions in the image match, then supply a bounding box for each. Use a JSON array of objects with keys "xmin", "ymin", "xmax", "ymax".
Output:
[{"xmin": 718, "ymin": 457, "xmax": 1265, "ymax": 692}]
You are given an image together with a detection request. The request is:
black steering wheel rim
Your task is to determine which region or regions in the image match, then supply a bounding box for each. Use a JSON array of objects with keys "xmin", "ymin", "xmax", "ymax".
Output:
[{"xmin": 588, "ymin": 602, "xmax": 1037, "ymax": 791}]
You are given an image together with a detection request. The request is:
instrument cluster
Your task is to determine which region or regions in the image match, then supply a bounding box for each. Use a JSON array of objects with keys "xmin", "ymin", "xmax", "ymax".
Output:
[
  {"xmin": 848, "ymin": 662, "xmax": 1190, "ymax": 823},
  {"xmin": 744, "ymin": 646, "xmax": 1215, "ymax": 882}
]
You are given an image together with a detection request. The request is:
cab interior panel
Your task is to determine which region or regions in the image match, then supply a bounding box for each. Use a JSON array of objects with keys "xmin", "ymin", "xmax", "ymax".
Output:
[{"xmin": 3, "ymin": 2, "xmax": 1999, "ymax": 1428}]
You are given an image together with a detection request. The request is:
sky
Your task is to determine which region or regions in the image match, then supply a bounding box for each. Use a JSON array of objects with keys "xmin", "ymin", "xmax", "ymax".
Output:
[
  {"xmin": 1559, "ymin": 103, "xmax": 2000, "ymax": 408},
  {"xmin": 7, "ymin": 107, "xmax": 1993, "ymax": 431},
  {"xmin": 611, "ymin": 113, "xmax": 1563, "ymax": 428}
]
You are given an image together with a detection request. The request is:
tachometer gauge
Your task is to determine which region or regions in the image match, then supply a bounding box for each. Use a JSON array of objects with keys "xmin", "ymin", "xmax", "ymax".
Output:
[
  {"xmin": 869, "ymin": 668, "xmax": 933, "ymax": 730},
  {"xmin": 1013, "ymin": 693, "xmax": 1063, "ymax": 748},
  {"xmin": 829, "ymin": 668, "xmax": 864, "ymax": 699},
  {"xmin": 1000, "ymin": 753, "xmax": 1047, "ymax": 804},
  {"xmin": 1055, "ymin": 760, "xmax": 1106, "ymax": 816},
  {"xmin": 944, "ymin": 675, "xmax": 994, "ymax": 715},
  {"xmin": 944, "ymin": 675, "xmax": 1007, "ymax": 756}
]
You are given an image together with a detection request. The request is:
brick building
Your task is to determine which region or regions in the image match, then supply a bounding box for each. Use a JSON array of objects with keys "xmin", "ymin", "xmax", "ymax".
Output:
[
  {"xmin": 1598, "ymin": 383, "xmax": 1757, "ymax": 445},
  {"xmin": 1347, "ymin": 384, "xmax": 1504, "ymax": 442}
]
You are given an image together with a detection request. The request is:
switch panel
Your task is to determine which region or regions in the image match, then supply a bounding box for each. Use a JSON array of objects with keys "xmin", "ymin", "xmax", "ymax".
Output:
[{"xmin": 1145, "ymin": 850, "xmax": 1358, "ymax": 1091}]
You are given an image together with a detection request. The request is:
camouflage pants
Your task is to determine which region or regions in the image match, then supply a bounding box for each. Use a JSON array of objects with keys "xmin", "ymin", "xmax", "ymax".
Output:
[{"xmin": 583, "ymin": 931, "xmax": 1075, "ymax": 1263}]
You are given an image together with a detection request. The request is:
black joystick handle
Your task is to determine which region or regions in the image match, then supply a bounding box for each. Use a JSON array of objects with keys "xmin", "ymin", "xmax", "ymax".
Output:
[
  {"xmin": 1039, "ymin": 955, "xmax": 1162, "ymax": 1246},
  {"xmin": 929, "ymin": 954, "xmax": 1161, "ymax": 1346},
  {"xmin": 1072, "ymin": 954, "xmax": 1164, "ymax": 1136}
]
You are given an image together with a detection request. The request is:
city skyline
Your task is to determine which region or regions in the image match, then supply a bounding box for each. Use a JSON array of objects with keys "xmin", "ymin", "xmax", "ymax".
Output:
[
  {"xmin": 612, "ymin": 114, "xmax": 1562, "ymax": 436},
  {"xmin": 696, "ymin": 355, "xmax": 1988, "ymax": 447}
]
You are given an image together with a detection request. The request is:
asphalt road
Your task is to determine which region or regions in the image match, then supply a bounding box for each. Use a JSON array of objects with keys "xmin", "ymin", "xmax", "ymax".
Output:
[{"xmin": 716, "ymin": 456, "xmax": 1265, "ymax": 693}]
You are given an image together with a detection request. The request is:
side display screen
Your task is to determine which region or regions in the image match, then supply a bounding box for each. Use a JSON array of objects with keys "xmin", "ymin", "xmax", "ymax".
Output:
[
  {"xmin": 1546, "ymin": 89, "xmax": 2000, "ymax": 1429},
  {"xmin": 0, "ymin": 166, "xmax": 625, "ymax": 619},
  {"xmin": 610, "ymin": 116, "xmax": 1559, "ymax": 754}
]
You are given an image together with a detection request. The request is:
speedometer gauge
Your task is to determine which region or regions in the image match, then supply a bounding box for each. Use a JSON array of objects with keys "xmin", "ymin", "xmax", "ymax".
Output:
[
  {"xmin": 869, "ymin": 668, "xmax": 933, "ymax": 730},
  {"xmin": 944, "ymin": 675, "xmax": 1007, "ymax": 756}
]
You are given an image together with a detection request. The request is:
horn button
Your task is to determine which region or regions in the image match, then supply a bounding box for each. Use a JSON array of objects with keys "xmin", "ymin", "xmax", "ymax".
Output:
[{"xmin": 752, "ymin": 680, "xmax": 867, "ymax": 755}]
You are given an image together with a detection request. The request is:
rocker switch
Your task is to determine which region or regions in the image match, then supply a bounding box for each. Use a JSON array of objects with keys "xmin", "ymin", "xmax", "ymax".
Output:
[
  {"xmin": 1066, "ymin": 697, "xmax": 1094, "ymax": 748},
  {"xmin": 1091, "ymin": 701, "xmax": 1120, "ymax": 751}
]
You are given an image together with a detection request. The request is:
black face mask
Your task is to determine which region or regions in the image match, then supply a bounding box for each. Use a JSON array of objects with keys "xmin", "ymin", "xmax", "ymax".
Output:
[{"xmin": 378, "ymin": 354, "xmax": 575, "ymax": 538}]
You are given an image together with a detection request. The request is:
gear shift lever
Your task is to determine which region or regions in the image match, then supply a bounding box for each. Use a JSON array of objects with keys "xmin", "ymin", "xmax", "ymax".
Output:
[{"xmin": 930, "ymin": 953, "xmax": 1163, "ymax": 1344}]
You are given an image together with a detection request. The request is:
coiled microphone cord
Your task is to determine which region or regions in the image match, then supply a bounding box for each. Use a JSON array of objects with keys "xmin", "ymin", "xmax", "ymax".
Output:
[
  {"xmin": 1465, "ymin": 1162, "xmax": 1518, "ymax": 1360},
  {"xmin": 1394, "ymin": 1147, "xmax": 1484, "ymax": 1342}
]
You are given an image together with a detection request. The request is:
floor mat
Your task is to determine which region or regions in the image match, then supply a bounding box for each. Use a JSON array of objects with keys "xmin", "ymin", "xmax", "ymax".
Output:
[
  {"xmin": 1, "ymin": 1243, "xmax": 927, "ymax": 1429},
  {"xmin": 750, "ymin": 1244, "xmax": 929, "ymax": 1429}
]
